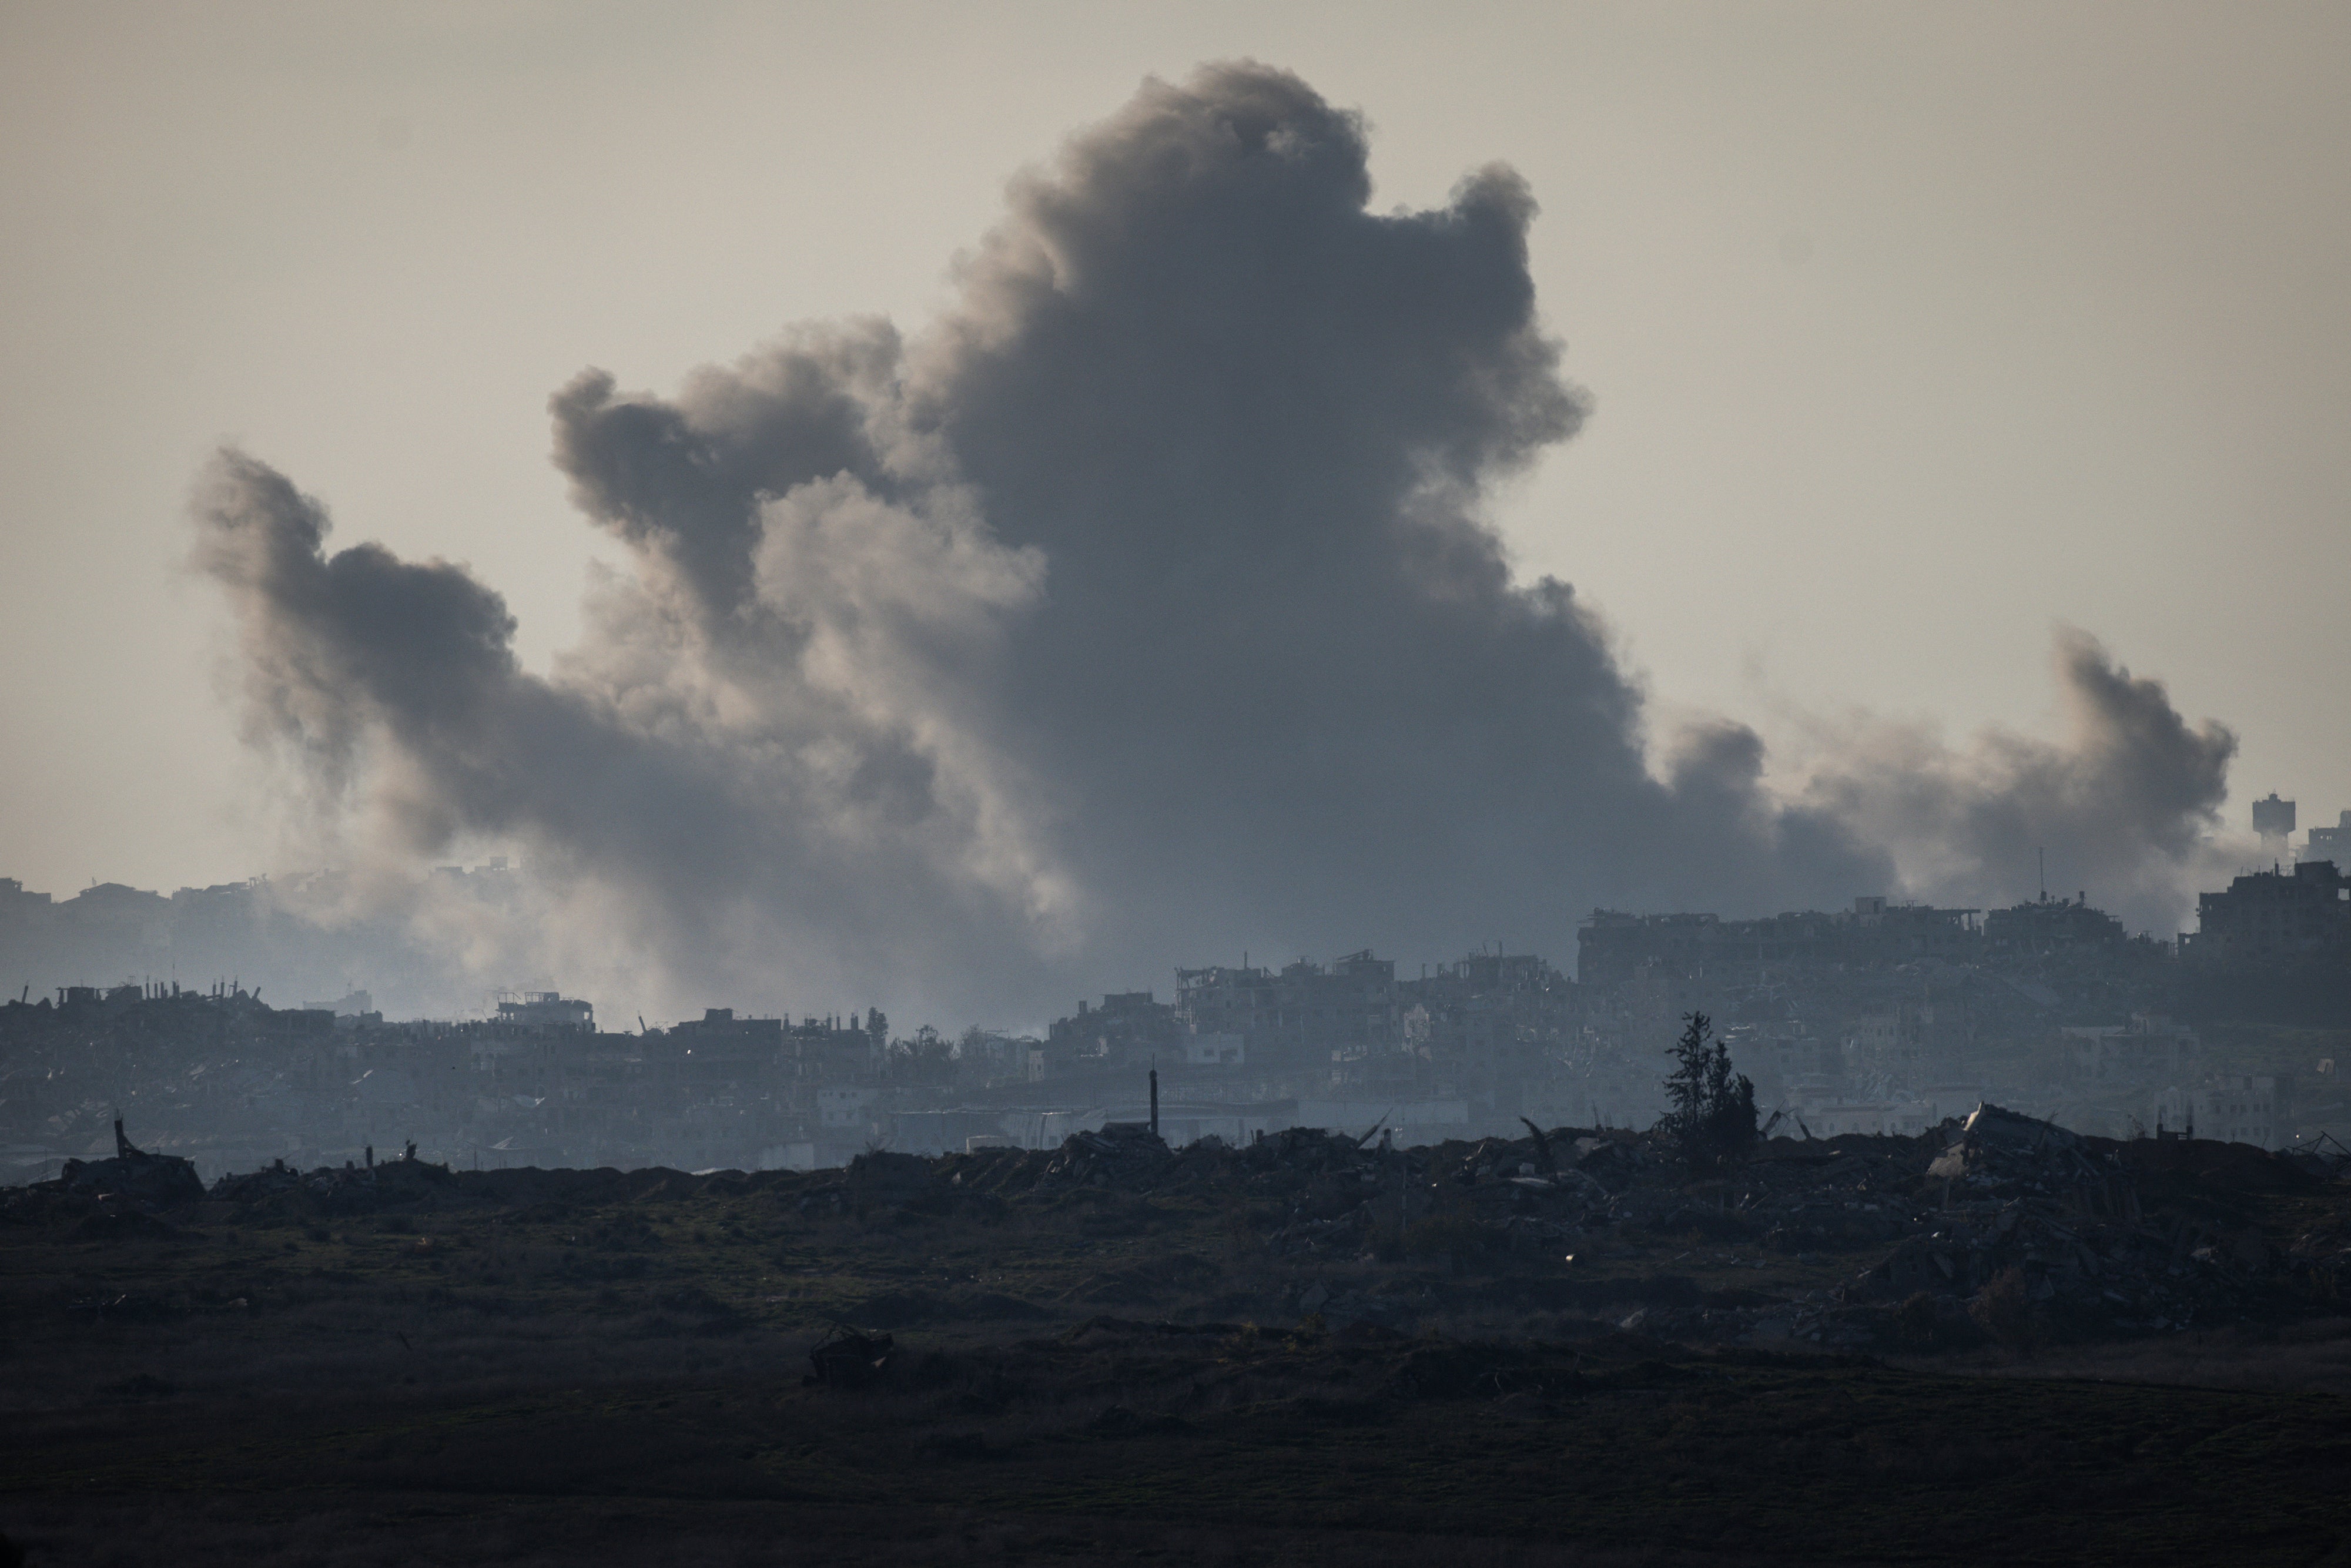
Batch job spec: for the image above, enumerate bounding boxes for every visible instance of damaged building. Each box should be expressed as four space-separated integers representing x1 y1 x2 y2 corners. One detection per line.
6 836 2349 1178
2183 860 2351 968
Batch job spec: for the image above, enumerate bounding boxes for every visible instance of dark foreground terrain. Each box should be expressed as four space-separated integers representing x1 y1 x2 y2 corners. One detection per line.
6 1115 2350 1566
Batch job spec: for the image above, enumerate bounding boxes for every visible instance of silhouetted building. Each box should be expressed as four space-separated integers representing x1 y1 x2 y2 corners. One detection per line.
495 991 593 1031
1983 894 2126 955
1046 990 1181 1067
2183 861 2351 967
1577 899 1980 990
2253 792 2296 857
2304 809 2351 871
2061 1013 2200 1085
1174 951 1397 1063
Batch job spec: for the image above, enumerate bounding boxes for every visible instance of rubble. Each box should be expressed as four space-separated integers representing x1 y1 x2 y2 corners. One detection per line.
922 1104 2345 1351
12 1090 2337 1359
206 1148 464 1214
1924 1102 2088 1185
53 1118 203 1208
1041 1122 1171 1184
1826 1107 2322 1347
806 1325 895 1388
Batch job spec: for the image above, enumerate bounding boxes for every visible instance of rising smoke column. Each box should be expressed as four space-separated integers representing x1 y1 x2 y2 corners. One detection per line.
1795 629 2239 932
194 63 2233 1018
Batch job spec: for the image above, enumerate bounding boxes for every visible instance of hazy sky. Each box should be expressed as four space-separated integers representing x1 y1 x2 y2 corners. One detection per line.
5 1 2346 903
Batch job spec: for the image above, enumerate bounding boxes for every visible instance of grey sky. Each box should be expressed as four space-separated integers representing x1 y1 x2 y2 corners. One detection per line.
4 1 2345 909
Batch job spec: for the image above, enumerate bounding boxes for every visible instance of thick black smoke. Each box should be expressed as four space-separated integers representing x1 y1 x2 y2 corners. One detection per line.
193 64 2235 1020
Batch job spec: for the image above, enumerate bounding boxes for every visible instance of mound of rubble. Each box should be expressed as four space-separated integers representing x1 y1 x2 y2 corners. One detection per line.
21 1101 2337 1355
198 1151 789 1217
205 1144 470 1215
911 1105 2345 1351
52 1118 202 1207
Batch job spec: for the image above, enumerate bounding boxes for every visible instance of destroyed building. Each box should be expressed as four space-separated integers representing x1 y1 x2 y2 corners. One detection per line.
1174 951 1402 1066
1982 893 2127 954
494 991 593 1030
1390 951 1582 1120
1044 991 1181 1069
2183 860 2351 967
2152 1074 2286 1147
1577 899 1983 993
2059 1013 2201 1087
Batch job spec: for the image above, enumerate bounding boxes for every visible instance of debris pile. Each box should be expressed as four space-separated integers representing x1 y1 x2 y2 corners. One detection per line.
1040 1123 1172 1185
806 1325 895 1387
15 1097 2337 1355
2287 1209 2351 1300
796 1148 992 1219
207 1149 461 1214
937 1105 2339 1349
53 1118 203 1208
1820 1104 2318 1346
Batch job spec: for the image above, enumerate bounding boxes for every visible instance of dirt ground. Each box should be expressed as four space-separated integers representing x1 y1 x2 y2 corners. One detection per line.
6 1130 2349 1565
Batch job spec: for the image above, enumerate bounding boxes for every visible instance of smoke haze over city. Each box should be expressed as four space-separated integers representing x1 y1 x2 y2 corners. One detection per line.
13 22 2351 1567
169 64 2246 1025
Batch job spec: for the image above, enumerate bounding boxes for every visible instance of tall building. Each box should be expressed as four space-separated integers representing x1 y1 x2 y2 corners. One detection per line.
2182 860 2351 967
2253 792 2297 859
2303 809 2351 872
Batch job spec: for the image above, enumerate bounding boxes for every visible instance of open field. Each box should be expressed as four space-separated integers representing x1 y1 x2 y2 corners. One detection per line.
6 1127 2350 1565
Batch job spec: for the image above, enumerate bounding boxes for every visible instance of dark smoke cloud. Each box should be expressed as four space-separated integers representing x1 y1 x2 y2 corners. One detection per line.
192 63 2236 1019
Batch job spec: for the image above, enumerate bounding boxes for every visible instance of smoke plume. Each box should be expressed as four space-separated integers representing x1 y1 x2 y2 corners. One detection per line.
1796 630 2238 930
192 63 2236 1020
